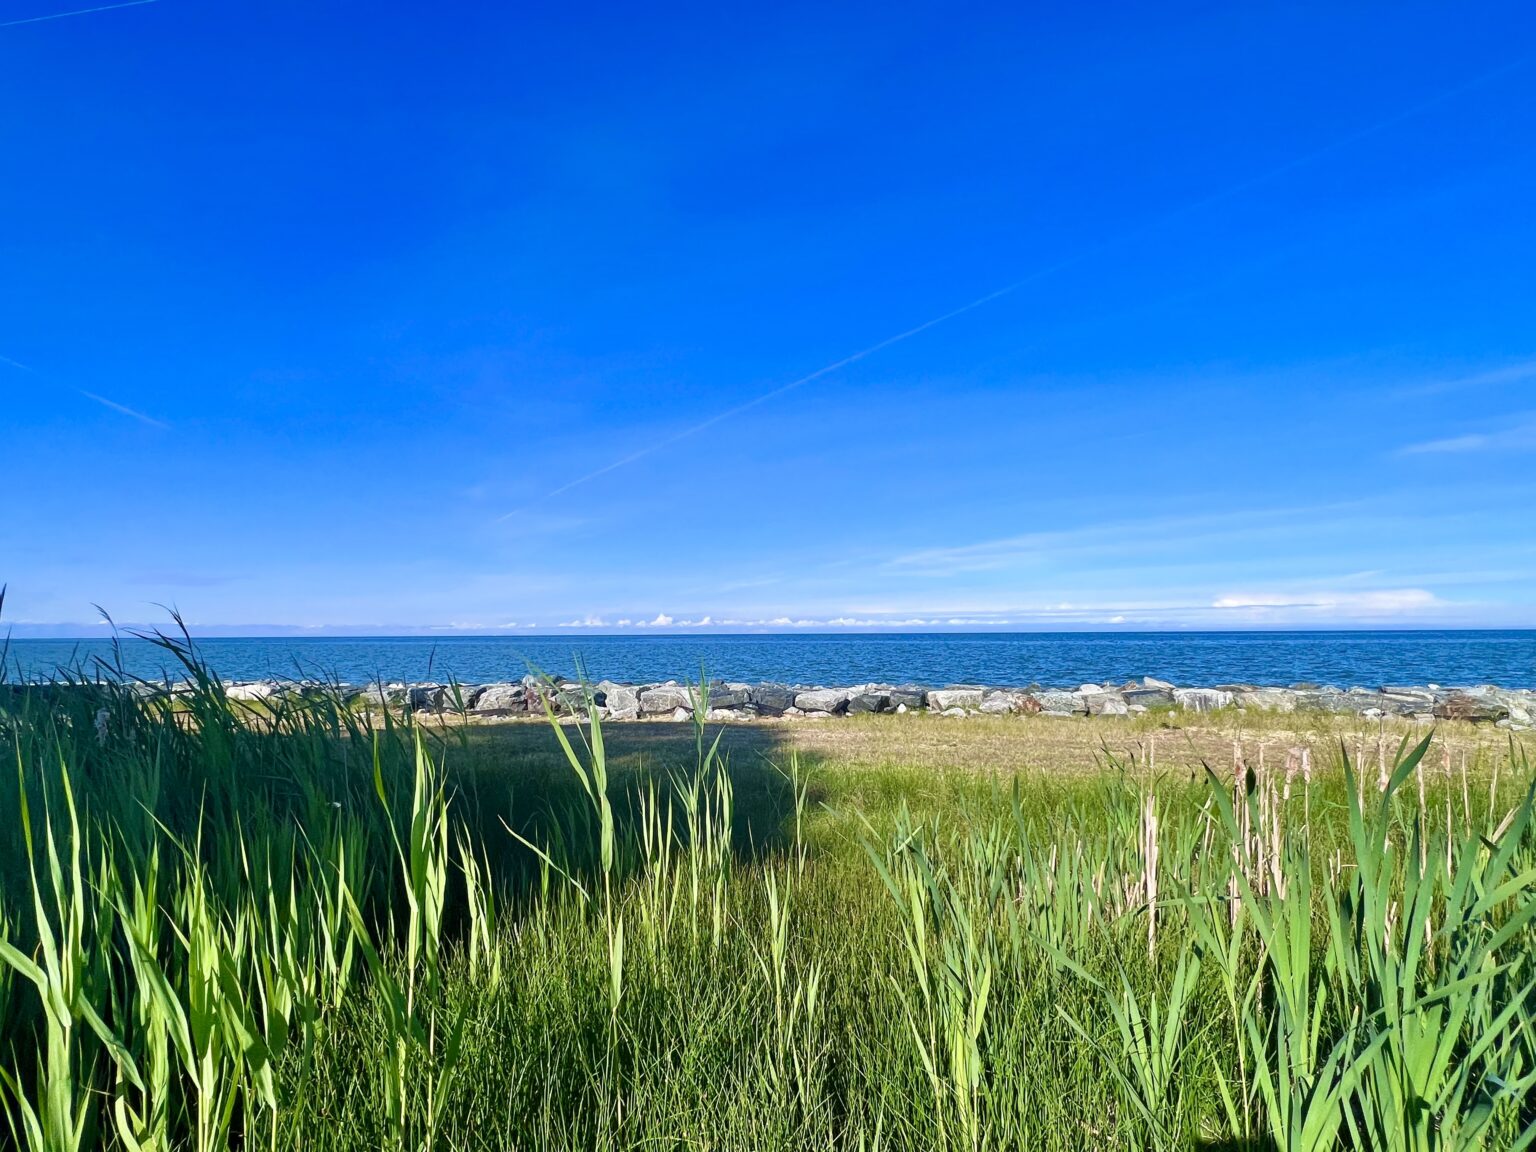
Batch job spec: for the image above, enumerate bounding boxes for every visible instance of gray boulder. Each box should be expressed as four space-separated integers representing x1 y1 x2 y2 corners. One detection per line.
409 684 446 711
1033 689 1082 714
707 684 751 710
1082 691 1129 716
471 683 527 713
1434 694 1509 723
226 681 280 702
597 682 640 719
1236 688 1297 713
888 687 928 711
1173 688 1234 713
1381 686 1438 705
639 684 695 715
1321 690 1385 715
795 688 850 714
1123 687 1174 708
847 685 893 713
928 687 984 711
979 691 1019 714
749 683 795 715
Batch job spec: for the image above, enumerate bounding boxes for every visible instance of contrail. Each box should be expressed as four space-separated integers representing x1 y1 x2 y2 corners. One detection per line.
2 354 169 428
1 0 158 28
78 390 170 429
525 283 1021 509
505 53 1527 517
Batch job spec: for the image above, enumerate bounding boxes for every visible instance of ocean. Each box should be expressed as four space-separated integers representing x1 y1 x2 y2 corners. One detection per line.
4 631 1535 688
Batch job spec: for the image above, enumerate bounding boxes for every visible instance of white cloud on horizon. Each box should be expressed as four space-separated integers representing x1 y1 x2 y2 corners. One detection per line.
519 587 1460 630
1211 588 1440 614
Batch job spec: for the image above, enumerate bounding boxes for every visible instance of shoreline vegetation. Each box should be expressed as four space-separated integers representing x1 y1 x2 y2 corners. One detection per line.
0 634 1534 1148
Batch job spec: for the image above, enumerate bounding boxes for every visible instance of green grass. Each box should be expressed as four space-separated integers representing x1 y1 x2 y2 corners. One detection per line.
1 633 1534 1150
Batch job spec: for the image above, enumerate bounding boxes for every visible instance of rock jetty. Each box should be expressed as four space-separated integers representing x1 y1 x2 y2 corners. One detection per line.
221 676 1536 730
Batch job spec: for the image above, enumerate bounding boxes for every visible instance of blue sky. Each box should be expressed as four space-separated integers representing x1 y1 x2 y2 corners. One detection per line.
3 1 1535 634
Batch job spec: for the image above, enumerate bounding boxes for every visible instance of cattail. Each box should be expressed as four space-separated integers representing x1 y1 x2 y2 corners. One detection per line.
1489 752 1501 834
1461 750 1471 825
1418 742 1428 871
1377 720 1389 791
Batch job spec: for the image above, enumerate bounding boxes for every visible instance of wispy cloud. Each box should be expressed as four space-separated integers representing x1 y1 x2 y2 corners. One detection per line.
501 57 1525 519
888 504 1356 576
1400 358 1536 397
1399 418 1536 456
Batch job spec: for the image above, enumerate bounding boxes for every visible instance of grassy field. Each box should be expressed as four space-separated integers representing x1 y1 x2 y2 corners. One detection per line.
1 647 1534 1150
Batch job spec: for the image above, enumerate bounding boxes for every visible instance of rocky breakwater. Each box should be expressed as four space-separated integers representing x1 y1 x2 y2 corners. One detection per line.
220 675 1536 731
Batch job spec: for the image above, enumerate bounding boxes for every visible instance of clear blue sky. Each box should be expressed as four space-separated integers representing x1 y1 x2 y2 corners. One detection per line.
4 1 1535 634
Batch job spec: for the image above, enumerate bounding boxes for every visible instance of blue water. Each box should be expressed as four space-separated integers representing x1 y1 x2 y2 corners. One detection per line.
4 632 1535 688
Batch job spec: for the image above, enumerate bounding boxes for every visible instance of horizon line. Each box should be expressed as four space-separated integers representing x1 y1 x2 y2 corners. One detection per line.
7 624 1534 639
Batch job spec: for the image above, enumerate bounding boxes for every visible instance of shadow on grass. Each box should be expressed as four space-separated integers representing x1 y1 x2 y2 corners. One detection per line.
444 719 823 875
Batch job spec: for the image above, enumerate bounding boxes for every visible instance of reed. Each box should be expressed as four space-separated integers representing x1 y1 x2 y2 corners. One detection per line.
0 633 1532 1149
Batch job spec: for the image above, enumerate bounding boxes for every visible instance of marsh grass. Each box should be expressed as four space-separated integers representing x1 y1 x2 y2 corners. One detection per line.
0 632 1533 1149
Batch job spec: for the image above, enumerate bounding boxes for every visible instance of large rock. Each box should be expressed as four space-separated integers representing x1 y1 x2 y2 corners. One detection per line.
847 686 893 714
1081 691 1129 716
1173 688 1234 713
1380 686 1438 705
927 687 984 711
409 684 446 711
794 687 850 714
226 681 280 702
749 683 795 715
1032 689 1081 714
707 683 751 710
1434 694 1509 723
353 682 407 709
471 683 527 713
1123 687 1174 708
1235 688 1297 713
888 687 928 711
597 681 639 719
1321 689 1385 715
547 686 594 714
980 690 1021 714
639 684 695 715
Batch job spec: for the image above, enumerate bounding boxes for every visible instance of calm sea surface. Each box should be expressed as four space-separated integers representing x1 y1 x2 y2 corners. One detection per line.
5 632 1535 688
